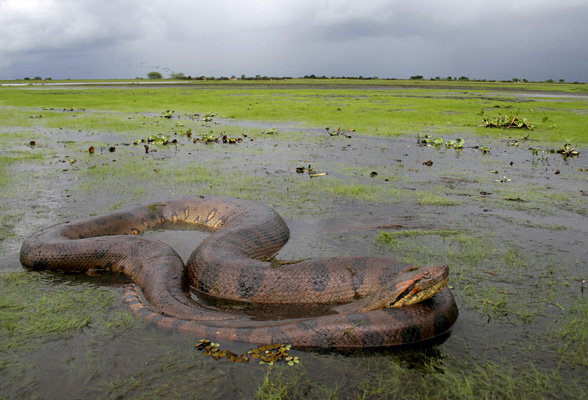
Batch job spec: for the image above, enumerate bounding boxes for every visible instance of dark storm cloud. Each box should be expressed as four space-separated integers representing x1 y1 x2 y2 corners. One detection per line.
0 0 587 81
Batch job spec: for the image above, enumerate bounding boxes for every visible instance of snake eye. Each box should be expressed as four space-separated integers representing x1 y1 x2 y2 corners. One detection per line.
422 271 431 279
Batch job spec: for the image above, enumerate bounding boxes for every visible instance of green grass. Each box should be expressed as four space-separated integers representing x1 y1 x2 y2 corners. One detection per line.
374 231 568 323
552 295 588 367
354 355 582 400
417 191 461 206
0 271 136 350
2 80 587 143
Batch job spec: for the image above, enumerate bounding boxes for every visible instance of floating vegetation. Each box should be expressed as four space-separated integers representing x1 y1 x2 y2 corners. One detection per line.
556 141 580 159
133 134 171 145
478 109 547 130
530 141 580 160
296 164 315 174
419 134 444 147
326 127 354 137
202 112 215 122
160 109 175 119
193 131 243 144
176 128 193 137
195 339 300 366
445 138 464 149
418 134 465 150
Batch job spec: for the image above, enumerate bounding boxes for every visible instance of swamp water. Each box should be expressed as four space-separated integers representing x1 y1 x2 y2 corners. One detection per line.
0 100 587 399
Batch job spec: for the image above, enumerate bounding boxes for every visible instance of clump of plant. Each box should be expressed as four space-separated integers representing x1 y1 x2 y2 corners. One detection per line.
177 128 193 137
195 339 299 366
325 127 354 137
193 131 242 144
196 131 220 143
419 134 464 150
445 138 464 149
133 134 171 145
478 109 547 130
221 135 242 144
202 112 215 122
419 134 444 147
295 164 327 177
531 141 580 160
556 141 580 159
161 109 175 119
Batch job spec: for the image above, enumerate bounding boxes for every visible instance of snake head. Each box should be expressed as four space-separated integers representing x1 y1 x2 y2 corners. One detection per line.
389 264 449 307
333 265 449 314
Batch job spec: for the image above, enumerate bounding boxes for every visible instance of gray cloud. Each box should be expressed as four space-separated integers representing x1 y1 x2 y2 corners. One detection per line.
1 0 586 81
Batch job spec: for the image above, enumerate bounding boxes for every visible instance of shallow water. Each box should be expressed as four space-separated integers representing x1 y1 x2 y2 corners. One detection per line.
1 90 587 398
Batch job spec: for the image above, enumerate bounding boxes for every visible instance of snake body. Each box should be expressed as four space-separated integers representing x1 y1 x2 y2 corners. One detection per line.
20 195 458 348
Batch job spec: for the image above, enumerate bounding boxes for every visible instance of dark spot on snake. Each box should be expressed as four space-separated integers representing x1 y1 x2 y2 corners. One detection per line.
309 261 330 293
400 324 421 344
197 255 222 294
94 216 108 226
348 258 367 293
32 259 48 270
237 265 265 299
93 250 109 260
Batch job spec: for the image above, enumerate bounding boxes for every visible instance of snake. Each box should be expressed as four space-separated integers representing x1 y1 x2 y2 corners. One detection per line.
20 195 458 348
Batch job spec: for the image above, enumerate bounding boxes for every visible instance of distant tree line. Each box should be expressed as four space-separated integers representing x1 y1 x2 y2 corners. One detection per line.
133 71 581 84
11 72 579 84
22 76 52 81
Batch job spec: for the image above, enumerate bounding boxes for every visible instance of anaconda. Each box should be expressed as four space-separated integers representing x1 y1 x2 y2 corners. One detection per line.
20 195 458 348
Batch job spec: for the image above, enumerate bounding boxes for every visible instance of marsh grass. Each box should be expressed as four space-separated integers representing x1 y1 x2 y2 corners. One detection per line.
354 355 581 400
489 184 585 215
245 351 586 400
0 271 136 350
374 231 566 323
417 191 461 206
552 295 588 367
2 80 587 143
376 229 458 247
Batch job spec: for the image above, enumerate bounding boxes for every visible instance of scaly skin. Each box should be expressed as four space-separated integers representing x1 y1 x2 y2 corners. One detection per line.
20 195 458 348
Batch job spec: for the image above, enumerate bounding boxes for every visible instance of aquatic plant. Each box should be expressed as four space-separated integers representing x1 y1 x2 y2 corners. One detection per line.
445 138 464 149
161 109 175 119
478 109 547 130
556 141 580 159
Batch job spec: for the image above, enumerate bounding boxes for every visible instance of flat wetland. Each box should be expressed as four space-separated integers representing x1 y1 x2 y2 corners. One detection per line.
0 79 587 399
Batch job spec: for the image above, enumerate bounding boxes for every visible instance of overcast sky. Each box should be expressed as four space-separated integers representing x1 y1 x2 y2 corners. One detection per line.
1 0 587 81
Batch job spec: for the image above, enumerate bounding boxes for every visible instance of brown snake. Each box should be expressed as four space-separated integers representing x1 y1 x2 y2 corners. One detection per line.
20 195 457 348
